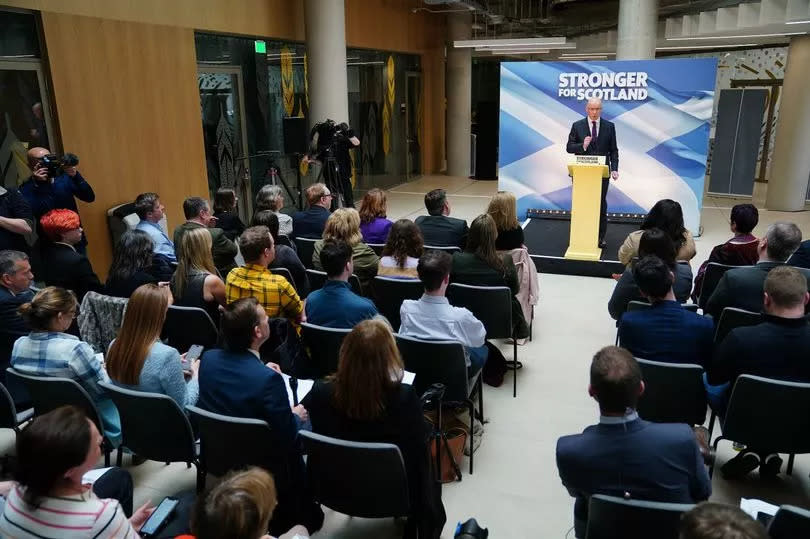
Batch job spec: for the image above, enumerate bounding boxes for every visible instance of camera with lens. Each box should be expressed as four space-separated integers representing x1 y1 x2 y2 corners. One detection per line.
38 152 79 178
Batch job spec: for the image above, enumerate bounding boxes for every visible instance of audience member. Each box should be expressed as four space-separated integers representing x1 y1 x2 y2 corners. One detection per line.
679 502 768 539
302 318 445 536
38 209 103 301
105 229 160 298
198 297 322 534
312 208 379 293
22 147 95 253
487 191 524 251
291 183 331 240
213 187 246 241
358 188 393 244
618 199 696 266
415 188 468 248
379 219 423 279
706 266 810 478
400 250 488 375
134 192 176 264
171 227 226 323
705 222 810 318
305 240 377 328
11 287 121 444
0 406 153 538
190 467 309 539
256 184 293 237
107 284 199 408
692 204 759 301
788 237 810 269
618 256 714 366
0 183 32 253
252 210 309 297
608 228 694 320
556 346 710 538
173 196 237 277
0 250 34 338
227 226 303 324
452 214 529 339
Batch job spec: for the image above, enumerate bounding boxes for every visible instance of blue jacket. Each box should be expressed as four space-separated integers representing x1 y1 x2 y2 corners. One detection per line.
618 300 714 366
304 280 377 328
291 206 330 240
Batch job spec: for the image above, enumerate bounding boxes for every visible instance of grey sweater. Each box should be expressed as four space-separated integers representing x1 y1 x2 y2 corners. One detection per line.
112 341 199 408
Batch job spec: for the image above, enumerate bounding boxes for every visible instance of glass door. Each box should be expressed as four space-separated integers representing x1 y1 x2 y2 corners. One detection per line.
405 72 422 180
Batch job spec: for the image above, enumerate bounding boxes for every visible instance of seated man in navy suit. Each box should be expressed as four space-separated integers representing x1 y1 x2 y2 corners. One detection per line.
556 346 711 538
198 297 323 535
618 255 714 366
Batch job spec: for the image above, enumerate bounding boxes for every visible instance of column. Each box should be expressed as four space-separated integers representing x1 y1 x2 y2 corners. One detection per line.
446 12 472 178
304 0 349 127
616 0 658 60
766 36 810 211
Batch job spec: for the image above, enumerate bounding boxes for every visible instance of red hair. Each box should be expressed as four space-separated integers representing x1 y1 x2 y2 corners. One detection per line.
40 209 81 241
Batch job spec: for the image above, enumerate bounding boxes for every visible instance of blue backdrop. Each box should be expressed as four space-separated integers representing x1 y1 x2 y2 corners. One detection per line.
498 58 718 233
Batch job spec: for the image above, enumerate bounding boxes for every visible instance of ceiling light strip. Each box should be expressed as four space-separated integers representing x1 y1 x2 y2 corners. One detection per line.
667 31 806 41
454 37 566 48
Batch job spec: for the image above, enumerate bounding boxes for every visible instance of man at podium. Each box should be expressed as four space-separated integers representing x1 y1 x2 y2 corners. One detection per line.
566 97 619 248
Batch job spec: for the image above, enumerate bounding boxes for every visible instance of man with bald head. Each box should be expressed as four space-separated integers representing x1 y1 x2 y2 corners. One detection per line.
566 97 619 248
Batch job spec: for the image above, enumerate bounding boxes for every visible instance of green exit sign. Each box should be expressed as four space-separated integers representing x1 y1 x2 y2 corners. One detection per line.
254 40 266 54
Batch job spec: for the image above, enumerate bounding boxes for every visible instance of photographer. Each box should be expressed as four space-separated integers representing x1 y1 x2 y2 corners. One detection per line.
22 147 95 254
306 119 359 208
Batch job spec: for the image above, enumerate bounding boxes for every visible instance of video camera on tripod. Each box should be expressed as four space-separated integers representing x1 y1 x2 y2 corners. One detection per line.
310 119 356 208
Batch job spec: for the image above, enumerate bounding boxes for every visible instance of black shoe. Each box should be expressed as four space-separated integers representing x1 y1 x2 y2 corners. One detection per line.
760 454 783 478
721 451 760 479
598 240 607 248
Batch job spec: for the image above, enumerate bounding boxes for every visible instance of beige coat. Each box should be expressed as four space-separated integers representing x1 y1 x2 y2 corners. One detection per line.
618 229 696 266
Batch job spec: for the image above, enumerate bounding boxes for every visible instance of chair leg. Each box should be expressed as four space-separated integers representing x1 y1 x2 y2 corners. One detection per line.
513 339 518 398
477 377 484 421
787 454 795 476
467 400 475 475
116 448 123 467
196 465 206 493
709 436 725 478
529 307 534 342
104 448 111 467
707 411 716 441
434 403 443 482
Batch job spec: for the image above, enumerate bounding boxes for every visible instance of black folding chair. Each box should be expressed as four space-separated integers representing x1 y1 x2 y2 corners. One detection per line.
373 276 423 331
0 381 33 434
305 269 362 296
163 305 219 354
709 375 810 477
769 504 810 539
300 322 351 378
367 243 385 256
585 494 694 539
277 234 295 250
714 307 761 344
294 237 319 269
697 263 738 309
424 245 461 254
270 267 297 292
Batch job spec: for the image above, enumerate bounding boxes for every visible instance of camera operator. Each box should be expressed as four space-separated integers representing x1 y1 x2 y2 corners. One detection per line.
22 147 95 254
306 120 360 208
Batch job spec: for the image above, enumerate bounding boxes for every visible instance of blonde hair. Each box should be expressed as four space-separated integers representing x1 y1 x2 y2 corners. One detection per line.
323 208 363 247
487 191 519 231
18 287 77 331
174 228 217 297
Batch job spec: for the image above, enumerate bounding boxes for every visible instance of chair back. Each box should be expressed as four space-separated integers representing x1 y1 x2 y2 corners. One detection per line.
586 494 694 539
270 267 296 292
714 307 761 344
367 243 385 256
395 334 469 401
300 323 351 378
722 375 810 454
447 283 512 339
697 263 738 308
294 237 319 269
186 406 278 477
99 382 196 464
636 358 707 425
299 430 409 518
373 277 424 331
768 504 810 539
277 234 294 249
627 300 698 313
0 382 20 430
306 269 362 296
163 305 219 353
424 245 461 254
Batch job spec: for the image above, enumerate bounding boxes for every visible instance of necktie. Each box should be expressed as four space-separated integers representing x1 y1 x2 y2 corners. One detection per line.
591 121 597 142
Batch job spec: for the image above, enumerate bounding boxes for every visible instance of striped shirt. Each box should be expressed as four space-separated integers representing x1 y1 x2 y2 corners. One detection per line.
0 485 137 538
225 263 302 321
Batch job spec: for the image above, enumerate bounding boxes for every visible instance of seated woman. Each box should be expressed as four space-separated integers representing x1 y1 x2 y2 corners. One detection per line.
451 214 530 339
692 203 759 301
255 184 293 237
487 191 524 251
11 286 121 445
107 283 199 408
608 228 694 321
0 406 153 538
214 187 246 241
301 319 444 537
618 199 696 266
378 219 423 279
312 208 379 294
252 210 310 297
170 227 226 323
105 230 159 298
358 188 393 244
39 209 103 302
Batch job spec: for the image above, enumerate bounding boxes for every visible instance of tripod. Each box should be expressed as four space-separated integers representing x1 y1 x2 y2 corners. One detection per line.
251 151 304 211
314 146 346 210
421 383 462 482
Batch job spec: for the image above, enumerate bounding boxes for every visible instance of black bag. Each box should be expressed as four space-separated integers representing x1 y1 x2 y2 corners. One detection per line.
481 341 507 387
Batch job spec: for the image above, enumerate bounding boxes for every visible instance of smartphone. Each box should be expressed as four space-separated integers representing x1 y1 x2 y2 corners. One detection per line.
139 496 179 537
185 344 204 361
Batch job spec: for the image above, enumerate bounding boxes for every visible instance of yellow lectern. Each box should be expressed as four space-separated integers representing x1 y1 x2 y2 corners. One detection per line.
565 161 609 261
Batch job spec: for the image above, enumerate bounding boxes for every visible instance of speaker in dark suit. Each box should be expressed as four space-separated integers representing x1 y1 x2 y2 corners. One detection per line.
566 98 619 246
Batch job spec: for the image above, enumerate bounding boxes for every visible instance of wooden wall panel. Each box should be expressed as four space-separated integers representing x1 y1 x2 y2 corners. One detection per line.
40 13 208 279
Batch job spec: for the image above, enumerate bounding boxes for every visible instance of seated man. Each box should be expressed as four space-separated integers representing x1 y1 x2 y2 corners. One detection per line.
291 183 332 240
173 196 237 277
0 250 35 402
414 189 468 248
618 255 714 366
0 183 32 254
556 346 710 538
197 297 322 534
705 266 810 479
399 250 487 376
706 222 810 318
134 192 176 264
305 240 377 328
226 226 304 325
